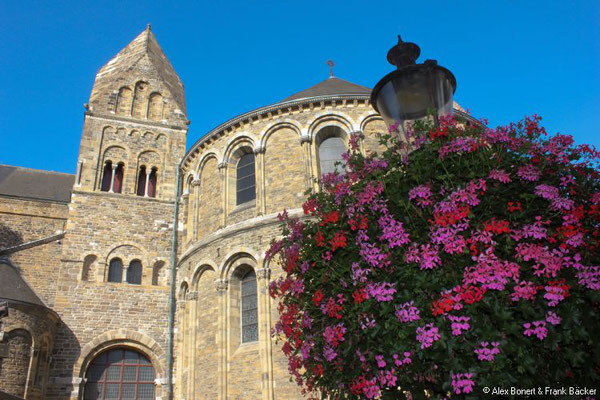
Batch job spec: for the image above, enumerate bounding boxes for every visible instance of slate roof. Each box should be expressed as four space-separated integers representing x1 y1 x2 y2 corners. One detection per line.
0 165 74 203
283 77 371 102
0 260 45 307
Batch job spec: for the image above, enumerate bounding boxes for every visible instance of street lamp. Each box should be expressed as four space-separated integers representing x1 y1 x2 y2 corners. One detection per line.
371 35 456 130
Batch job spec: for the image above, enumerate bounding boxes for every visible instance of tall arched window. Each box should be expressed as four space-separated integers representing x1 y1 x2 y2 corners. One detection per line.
131 81 149 119
236 153 255 205
241 269 258 343
100 161 113 192
136 166 147 196
107 258 123 283
147 92 163 121
83 348 155 400
147 168 157 198
113 163 124 193
115 87 133 116
318 136 346 175
127 260 142 285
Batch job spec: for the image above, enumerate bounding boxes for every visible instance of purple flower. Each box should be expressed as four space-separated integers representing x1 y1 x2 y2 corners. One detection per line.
474 341 500 361
534 184 560 200
489 169 511 183
448 315 470 336
323 345 337 362
366 282 396 302
546 311 562 326
375 354 386 368
416 323 440 349
517 164 540 182
452 373 474 394
395 301 421 323
523 320 547 340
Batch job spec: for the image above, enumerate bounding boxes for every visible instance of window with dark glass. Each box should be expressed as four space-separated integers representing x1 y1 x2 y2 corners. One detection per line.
113 163 124 193
136 166 147 196
236 153 255 205
83 348 155 400
241 269 258 343
319 136 346 175
147 168 157 198
108 258 123 283
101 161 113 192
127 260 142 285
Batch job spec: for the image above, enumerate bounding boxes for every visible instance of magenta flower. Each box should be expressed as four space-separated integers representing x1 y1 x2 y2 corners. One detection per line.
448 315 470 336
416 323 441 349
474 341 500 361
523 320 548 340
395 301 421 323
534 184 560 200
546 311 562 326
451 372 474 394
517 164 540 181
489 169 511 183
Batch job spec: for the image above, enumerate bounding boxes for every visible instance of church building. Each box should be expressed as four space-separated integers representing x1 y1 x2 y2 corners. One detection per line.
0 26 464 399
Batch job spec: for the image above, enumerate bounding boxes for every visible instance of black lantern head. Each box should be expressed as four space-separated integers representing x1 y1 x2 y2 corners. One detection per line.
371 35 457 129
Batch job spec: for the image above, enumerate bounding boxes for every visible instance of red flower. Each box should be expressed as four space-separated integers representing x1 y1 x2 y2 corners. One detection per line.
315 231 325 247
484 218 510 234
320 210 340 226
330 232 347 252
352 288 367 304
507 201 522 213
312 290 324 306
432 205 470 227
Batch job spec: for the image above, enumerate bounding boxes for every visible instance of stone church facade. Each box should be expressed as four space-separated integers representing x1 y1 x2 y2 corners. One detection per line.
0 27 464 399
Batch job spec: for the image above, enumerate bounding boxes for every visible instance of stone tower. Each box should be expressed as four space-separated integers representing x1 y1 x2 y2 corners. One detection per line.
48 26 188 399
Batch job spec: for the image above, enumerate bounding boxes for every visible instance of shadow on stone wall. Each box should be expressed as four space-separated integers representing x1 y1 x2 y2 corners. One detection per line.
0 223 23 249
48 321 81 399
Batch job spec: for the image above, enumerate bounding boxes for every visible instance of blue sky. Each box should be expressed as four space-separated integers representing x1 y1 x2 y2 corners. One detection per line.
1 1 598 174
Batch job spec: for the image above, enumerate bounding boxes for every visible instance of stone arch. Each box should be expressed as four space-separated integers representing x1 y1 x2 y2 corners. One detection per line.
196 152 220 175
222 135 255 165
152 260 166 286
102 145 128 164
102 125 115 138
307 113 354 142
115 86 133 116
74 329 166 381
0 328 33 398
179 281 189 300
142 131 154 140
258 120 302 149
360 114 388 155
147 92 164 120
81 254 98 282
195 154 221 241
105 244 147 281
191 262 217 290
221 250 258 280
263 124 306 213
131 80 150 119
137 149 161 167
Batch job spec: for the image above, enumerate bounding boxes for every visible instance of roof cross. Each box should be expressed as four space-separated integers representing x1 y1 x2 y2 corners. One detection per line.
326 60 335 78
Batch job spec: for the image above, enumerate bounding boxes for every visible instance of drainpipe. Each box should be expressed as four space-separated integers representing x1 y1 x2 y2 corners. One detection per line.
166 166 181 400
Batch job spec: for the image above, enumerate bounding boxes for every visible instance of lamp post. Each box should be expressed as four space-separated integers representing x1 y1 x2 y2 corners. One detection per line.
371 35 456 131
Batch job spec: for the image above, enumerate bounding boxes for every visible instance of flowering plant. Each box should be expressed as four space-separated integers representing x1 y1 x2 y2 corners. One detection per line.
267 115 600 398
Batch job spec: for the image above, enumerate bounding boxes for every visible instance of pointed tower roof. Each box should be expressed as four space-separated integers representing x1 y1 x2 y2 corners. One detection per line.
283 77 371 102
94 25 186 114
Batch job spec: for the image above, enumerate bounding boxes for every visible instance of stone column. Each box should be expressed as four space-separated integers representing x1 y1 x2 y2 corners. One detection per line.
218 162 228 228
256 266 274 400
254 146 266 216
186 290 198 398
190 178 201 241
300 134 315 192
109 165 117 193
215 278 229 400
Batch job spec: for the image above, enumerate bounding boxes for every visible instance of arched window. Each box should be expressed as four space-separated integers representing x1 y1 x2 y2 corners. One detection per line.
131 81 149 119
112 163 124 193
136 166 147 196
100 161 113 192
241 269 258 343
185 174 194 195
83 348 155 400
318 135 346 175
147 168 157 198
107 258 123 283
147 92 163 121
127 260 142 285
115 87 133 116
236 153 255 205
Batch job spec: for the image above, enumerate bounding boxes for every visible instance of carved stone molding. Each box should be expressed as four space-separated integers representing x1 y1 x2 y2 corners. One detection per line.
217 162 228 170
256 268 271 281
185 291 198 301
253 146 266 155
299 134 311 144
214 279 229 292
190 179 201 187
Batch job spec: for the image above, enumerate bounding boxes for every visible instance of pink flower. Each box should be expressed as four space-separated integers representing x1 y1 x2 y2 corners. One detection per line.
375 354 386 368
416 323 440 349
392 352 412 366
489 169 511 183
517 164 540 181
451 372 474 394
474 341 500 361
534 184 560 200
409 184 434 207
448 315 470 336
523 320 547 340
395 301 421 323
546 311 562 325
